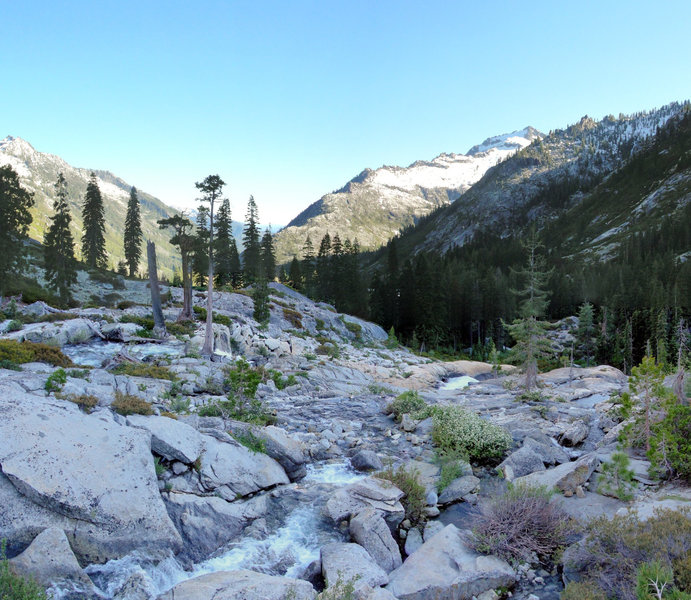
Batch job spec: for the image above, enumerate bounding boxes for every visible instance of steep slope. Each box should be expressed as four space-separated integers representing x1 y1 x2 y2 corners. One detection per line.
273 127 541 263
0 136 180 277
393 102 689 258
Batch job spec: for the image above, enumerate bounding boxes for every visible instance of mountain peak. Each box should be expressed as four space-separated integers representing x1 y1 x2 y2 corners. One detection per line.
466 127 542 156
0 135 36 156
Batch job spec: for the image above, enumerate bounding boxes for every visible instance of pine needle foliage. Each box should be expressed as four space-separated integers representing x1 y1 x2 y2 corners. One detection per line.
124 186 143 277
81 172 107 268
43 172 77 301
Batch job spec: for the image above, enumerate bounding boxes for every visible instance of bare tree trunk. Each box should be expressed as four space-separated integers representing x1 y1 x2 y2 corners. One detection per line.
147 241 167 339
179 251 193 321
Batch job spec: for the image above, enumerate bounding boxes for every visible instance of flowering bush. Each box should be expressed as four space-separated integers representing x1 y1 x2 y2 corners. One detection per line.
431 405 512 462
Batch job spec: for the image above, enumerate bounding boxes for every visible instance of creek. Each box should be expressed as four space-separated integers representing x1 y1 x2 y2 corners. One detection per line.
69 462 364 599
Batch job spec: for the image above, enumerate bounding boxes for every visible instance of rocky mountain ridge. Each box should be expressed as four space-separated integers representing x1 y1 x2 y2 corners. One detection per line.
273 127 541 263
390 101 690 258
0 136 181 277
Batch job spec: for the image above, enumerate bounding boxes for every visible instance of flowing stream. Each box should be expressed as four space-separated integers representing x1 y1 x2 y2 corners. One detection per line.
439 375 478 391
78 462 364 599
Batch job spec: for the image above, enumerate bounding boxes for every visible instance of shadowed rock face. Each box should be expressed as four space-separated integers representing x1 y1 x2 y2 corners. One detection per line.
0 389 181 563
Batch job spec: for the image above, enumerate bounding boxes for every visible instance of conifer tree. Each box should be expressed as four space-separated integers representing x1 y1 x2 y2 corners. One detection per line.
229 239 242 288
316 232 332 302
260 228 276 281
192 206 210 286
0 165 34 300
214 197 234 287
576 302 596 366
81 172 107 269
123 186 143 277
195 174 226 356
288 256 302 290
158 213 195 320
253 265 270 327
504 235 553 390
301 236 316 296
242 195 261 284
43 172 77 302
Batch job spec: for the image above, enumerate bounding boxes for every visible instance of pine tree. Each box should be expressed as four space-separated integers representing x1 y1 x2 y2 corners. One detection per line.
288 256 302 290
576 302 596 366
81 172 107 269
260 228 276 281
504 235 553 390
253 265 270 327
214 198 234 287
229 239 242 288
316 232 332 302
0 165 34 299
242 195 261 284
195 174 226 356
301 236 316 296
43 172 77 302
123 186 143 277
158 213 195 320
192 206 210 286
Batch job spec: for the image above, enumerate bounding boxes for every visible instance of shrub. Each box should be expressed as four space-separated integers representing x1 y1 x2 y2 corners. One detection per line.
224 358 263 398
0 540 47 600
268 369 297 390
316 342 340 359
598 450 636 501
432 405 512 462
343 319 362 338
384 326 399 349
45 368 67 393
117 300 136 310
65 394 99 413
66 368 89 379
0 339 73 367
560 581 607 600
169 396 191 414
635 560 689 599
154 457 166 477
470 483 577 565
386 390 429 422
232 430 266 454
567 508 691 600
193 305 231 327
111 392 153 416
111 362 177 381
0 360 21 371
282 307 303 329
377 464 427 526
6 320 22 332
648 400 691 482
167 321 196 337
119 314 155 330
436 450 468 492
198 396 276 426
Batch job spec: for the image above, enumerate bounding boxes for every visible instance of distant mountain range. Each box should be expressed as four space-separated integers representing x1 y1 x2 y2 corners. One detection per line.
273 127 542 263
378 101 690 262
0 136 182 277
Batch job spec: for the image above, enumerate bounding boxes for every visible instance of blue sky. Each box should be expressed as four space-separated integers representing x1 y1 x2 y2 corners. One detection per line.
2 1 690 224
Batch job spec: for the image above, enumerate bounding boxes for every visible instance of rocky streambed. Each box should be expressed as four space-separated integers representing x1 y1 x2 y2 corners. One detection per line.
1 282 690 600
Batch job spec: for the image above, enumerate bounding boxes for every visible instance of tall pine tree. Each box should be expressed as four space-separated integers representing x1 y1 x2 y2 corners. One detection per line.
242 195 261 284
504 235 553 390
192 206 210 286
260 227 276 281
301 236 316 296
195 174 226 356
81 172 107 269
158 213 195 320
0 165 34 299
124 186 143 277
214 197 234 287
44 173 77 302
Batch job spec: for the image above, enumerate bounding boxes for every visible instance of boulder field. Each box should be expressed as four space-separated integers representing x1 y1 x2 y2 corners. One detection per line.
1 282 688 600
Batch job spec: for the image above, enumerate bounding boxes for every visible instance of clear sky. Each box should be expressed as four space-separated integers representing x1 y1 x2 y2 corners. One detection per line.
2 1 690 224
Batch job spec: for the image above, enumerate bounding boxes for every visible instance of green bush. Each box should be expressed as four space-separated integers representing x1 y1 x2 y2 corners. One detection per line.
225 358 263 398
386 390 429 422
377 464 427 526
119 314 155 330
268 369 297 390
432 405 512 462
0 360 21 371
315 342 340 359
635 560 691 599
436 450 468 492
648 400 691 482
567 508 691 600
193 305 231 327
111 362 177 381
0 339 73 367
560 581 607 600
0 540 47 600
198 396 276 426
598 450 636 501
471 483 576 565
117 300 136 310
45 368 67 392
6 320 22 332
167 320 196 337
232 430 266 454
111 392 153 416
169 396 191 414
